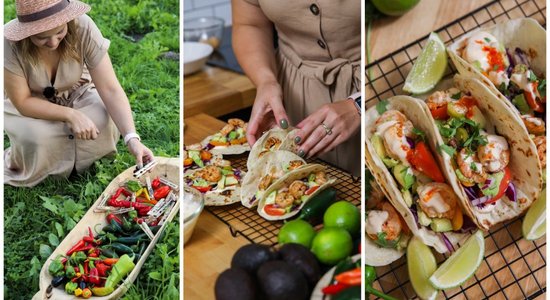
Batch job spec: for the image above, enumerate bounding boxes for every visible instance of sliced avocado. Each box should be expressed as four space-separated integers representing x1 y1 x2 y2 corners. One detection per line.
221 168 234 176
308 173 316 182
228 131 237 140
455 169 475 186
382 157 399 168
236 128 245 139
418 210 432 227
478 171 504 197
188 150 203 167
217 175 226 189
512 94 531 114
192 178 209 187
402 189 413 207
371 134 387 158
393 164 415 190
447 101 467 118
430 218 453 232
225 175 239 186
211 134 227 143
265 191 277 205
468 106 487 129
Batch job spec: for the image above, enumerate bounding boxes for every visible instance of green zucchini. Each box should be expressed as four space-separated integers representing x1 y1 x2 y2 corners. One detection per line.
298 187 336 225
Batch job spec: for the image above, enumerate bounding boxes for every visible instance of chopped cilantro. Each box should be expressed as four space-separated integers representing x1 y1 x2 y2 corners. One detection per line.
376 100 389 115
451 92 462 100
538 79 546 98
484 37 491 43
439 144 456 157
493 64 500 71
470 162 478 172
412 127 426 141
528 71 539 82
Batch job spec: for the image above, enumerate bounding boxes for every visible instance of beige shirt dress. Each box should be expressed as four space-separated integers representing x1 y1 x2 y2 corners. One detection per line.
244 0 362 176
4 15 119 187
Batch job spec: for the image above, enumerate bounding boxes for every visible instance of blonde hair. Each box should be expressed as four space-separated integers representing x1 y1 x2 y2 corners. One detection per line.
16 20 81 66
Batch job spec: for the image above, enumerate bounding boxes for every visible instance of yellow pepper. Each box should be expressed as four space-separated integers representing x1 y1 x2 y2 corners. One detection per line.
74 288 83 297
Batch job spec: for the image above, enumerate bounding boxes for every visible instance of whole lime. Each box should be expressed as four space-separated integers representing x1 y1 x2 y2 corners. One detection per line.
323 201 361 237
277 219 316 248
311 227 352 265
370 0 421 16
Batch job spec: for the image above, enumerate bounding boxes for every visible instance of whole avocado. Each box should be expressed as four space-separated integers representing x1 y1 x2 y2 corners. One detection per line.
256 260 309 300
214 268 256 300
231 244 277 274
278 243 321 288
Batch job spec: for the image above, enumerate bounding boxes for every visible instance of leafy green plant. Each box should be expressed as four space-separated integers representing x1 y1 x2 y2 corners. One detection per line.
3 0 179 299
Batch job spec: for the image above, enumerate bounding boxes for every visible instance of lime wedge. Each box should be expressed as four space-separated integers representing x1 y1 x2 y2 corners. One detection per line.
429 230 484 289
523 188 546 240
407 236 438 300
403 32 447 94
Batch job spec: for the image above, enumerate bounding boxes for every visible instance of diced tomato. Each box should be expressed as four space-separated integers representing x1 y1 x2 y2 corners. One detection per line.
408 141 445 183
304 185 320 196
183 158 193 166
193 185 212 193
264 204 286 216
524 84 544 113
485 167 512 205
200 150 212 161
430 104 449 120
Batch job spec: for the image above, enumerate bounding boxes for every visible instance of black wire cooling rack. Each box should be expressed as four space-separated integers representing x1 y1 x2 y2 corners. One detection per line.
366 0 546 299
205 153 361 246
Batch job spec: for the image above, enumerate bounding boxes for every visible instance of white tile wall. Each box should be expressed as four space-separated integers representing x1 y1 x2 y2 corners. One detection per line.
184 0 232 25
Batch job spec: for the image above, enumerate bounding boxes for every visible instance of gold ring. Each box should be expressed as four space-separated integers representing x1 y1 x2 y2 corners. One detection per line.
321 122 332 135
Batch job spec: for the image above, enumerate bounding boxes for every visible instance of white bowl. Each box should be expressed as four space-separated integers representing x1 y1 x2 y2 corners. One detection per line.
184 42 214 75
183 187 204 246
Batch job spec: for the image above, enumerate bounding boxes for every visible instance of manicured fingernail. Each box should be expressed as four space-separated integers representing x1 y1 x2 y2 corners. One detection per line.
280 119 288 129
298 149 305 157
294 136 301 144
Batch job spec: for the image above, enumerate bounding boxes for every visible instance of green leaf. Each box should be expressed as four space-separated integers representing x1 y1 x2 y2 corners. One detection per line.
451 92 462 100
39 244 52 259
484 37 491 43
528 71 538 82
149 271 162 281
376 100 389 115
48 233 60 247
41 196 59 215
439 144 456 157
29 256 41 278
412 127 426 141
55 222 64 237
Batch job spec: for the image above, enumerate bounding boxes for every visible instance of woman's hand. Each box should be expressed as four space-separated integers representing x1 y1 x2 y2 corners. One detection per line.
126 139 155 168
294 99 360 158
66 109 100 140
246 81 290 145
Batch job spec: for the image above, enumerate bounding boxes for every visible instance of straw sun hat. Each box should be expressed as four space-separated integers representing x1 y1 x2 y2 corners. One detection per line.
4 0 90 41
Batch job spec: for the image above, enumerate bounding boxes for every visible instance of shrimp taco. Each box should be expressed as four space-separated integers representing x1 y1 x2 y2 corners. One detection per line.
365 168 411 266
447 18 546 153
424 75 542 230
201 118 251 155
184 159 246 206
241 150 306 208
246 127 290 170
183 143 222 171
257 164 336 221
365 97 472 253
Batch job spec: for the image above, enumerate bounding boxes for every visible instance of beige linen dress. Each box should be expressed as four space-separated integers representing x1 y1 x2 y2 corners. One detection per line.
244 0 362 176
4 15 119 187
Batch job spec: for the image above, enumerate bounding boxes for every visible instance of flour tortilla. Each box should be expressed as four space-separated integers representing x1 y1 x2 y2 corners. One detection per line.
241 150 306 208
247 127 290 170
257 164 336 221
184 167 246 206
365 96 471 253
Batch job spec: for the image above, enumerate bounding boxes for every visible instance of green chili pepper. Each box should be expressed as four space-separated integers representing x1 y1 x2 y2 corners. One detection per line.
65 262 76 278
65 282 78 294
126 180 142 192
365 264 398 300
48 256 65 277
104 254 136 289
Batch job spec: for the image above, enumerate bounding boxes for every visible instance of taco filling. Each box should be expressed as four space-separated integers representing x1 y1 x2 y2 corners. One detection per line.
426 89 520 209
206 118 248 148
185 162 243 195
370 110 466 235
183 145 215 170
367 200 410 250
252 160 305 205
458 31 546 138
261 170 328 217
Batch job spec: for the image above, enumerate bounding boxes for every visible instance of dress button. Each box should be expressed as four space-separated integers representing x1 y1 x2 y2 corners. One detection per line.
317 39 326 49
68 134 74 140
310 4 319 15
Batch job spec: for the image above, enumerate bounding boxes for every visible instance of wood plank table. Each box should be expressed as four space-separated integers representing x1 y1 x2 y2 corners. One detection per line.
183 66 256 118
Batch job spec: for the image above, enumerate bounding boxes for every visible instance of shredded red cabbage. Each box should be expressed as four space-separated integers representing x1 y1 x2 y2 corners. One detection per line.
233 169 241 179
406 137 415 148
481 178 493 190
514 47 530 66
464 186 477 201
410 206 419 226
249 195 256 205
460 215 477 233
471 195 490 206
205 143 215 150
441 233 455 253
505 182 517 202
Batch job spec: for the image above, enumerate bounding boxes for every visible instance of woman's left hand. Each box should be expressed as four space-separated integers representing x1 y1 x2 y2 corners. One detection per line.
127 139 155 168
294 99 360 158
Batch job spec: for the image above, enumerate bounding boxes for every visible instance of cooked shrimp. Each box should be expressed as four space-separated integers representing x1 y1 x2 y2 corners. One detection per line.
199 165 222 182
314 171 328 185
212 157 231 168
366 201 403 242
477 134 510 172
534 136 546 169
381 122 411 163
289 180 307 199
457 148 487 184
426 91 451 112
264 137 281 150
376 110 408 125
219 124 235 136
228 118 245 127
417 182 458 219
522 115 546 135
275 191 294 208
287 160 304 171
186 143 202 151
258 175 272 190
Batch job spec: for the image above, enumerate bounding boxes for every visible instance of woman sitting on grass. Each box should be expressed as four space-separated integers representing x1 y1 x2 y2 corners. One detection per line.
4 0 154 187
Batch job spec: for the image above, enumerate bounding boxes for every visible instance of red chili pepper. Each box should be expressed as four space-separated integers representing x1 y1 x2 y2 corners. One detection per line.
83 236 94 243
67 240 86 256
88 268 101 285
322 282 350 295
153 186 171 199
106 213 123 225
102 258 119 266
152 177 161 189
95 262 110 277
334 267 361 286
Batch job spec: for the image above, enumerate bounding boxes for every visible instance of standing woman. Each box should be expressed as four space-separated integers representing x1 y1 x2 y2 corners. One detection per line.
232 1 361 176
4 0 154 187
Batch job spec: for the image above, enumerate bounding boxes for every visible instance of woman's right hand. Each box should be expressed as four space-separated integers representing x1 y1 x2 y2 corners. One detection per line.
66 109 100 140
246 81 289 145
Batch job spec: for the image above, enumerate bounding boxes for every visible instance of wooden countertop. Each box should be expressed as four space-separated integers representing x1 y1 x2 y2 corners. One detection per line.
183 66 256 118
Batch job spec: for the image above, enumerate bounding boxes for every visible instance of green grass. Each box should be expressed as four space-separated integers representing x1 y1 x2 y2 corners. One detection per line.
4 1 180 299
